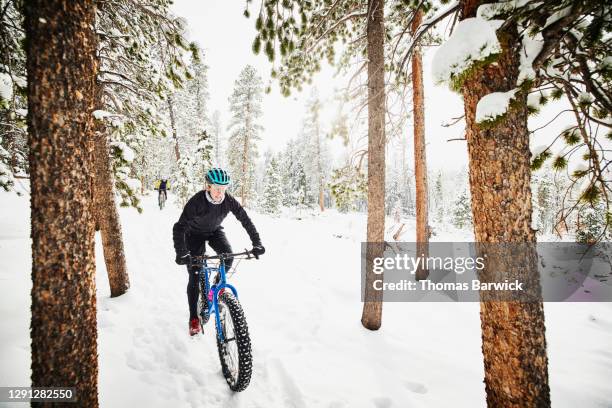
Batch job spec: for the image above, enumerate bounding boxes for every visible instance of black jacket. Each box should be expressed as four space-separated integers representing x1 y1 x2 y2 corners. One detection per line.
173 191 261 253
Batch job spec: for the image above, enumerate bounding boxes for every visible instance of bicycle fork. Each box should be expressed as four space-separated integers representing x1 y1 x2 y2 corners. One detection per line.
198 262 239 343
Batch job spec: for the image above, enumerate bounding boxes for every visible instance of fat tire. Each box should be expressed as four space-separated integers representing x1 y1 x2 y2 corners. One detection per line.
216 292 252 392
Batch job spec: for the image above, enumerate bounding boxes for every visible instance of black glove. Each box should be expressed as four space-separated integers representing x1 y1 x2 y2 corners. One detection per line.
251 245 265 259
175 250 191 265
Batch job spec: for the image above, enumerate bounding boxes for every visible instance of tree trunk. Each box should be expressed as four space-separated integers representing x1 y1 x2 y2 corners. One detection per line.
25 1 99 405
319 183 325 212
411 8 429 281
361 0 386 331
460 1 551 406
93 90 130 297
167 96 180 161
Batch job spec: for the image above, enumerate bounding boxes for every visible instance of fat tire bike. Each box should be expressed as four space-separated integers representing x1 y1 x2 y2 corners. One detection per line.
158 190 166 210
190 251 255 392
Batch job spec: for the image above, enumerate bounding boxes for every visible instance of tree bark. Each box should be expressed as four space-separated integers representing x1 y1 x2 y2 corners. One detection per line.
460 1 551 406
25 0 99 405
361 0 386 331
411 8 429 280
93 88 130 297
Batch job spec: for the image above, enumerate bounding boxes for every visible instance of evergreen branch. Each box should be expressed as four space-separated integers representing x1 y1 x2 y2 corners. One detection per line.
305 10 367 54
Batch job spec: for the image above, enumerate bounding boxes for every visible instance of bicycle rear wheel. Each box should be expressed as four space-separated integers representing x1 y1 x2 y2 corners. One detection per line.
216 291 252 391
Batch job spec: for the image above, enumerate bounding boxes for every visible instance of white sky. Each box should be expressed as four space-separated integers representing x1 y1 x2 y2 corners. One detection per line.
170 0 575 174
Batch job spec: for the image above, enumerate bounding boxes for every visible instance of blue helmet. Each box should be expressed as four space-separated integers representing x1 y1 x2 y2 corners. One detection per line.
205 168 230 185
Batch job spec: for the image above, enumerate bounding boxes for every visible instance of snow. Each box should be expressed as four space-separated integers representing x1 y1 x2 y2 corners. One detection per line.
602 56 612 70
532 144 549 157
572 162 588 175
432 17 502 86
578 92 594 105
1 188 611 407
518 32 544 84
420 1 459 27
475 89 516 124
0 72 13 101
125 178 141 192
0 160 14 186
527 92 543 111
93 110 114 120
476 0 537 20
544 5 573 28
111 141 135 163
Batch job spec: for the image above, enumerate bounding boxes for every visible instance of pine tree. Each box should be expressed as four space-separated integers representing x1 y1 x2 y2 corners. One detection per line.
409 4 430 281
227 65 263 208
532 171 555 235
576 202 609 244
95 0 197 209
172 156 199 207
194 129 214 182
244 0 387 329
173 55 210 156
0 0 27 192
260 157 283 215
302 90 330 211
452 189 472 230
279 138 302 207
433 171 445 224
386 165 402 216
210 110 223 165
329 165 367 213
432 1 552 403
26 1 99 403
295 162 310 209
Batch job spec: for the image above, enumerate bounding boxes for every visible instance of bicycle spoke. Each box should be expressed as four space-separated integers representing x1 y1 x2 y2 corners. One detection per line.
219 302 240 382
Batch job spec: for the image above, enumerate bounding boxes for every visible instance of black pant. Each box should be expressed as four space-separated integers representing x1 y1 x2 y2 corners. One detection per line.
158 189 167 200
186 229 233 320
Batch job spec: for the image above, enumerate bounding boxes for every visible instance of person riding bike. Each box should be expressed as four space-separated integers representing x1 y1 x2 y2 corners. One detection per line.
172 168 265 336
154 178 170 204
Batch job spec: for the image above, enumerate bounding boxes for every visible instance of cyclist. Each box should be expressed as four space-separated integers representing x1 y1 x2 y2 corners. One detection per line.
154 178 170 205
172 168 265 336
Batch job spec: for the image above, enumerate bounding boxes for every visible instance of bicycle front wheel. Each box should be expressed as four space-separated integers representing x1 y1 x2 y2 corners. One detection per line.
216 291 252 391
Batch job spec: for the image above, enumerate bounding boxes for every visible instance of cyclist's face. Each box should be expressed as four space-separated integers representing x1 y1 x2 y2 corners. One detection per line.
208 184 227 201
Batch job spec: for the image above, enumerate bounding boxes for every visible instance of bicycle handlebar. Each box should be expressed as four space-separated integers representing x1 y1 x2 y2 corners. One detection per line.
190 250 255 263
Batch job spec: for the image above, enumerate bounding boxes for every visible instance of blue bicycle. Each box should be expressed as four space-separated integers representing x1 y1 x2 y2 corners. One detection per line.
190 251 254 392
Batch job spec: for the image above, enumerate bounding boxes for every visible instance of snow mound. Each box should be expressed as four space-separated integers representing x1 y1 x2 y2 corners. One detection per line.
0 72 12 101
518 33 544 84
93 110 114 120
110 141 135 163
475 89 517 124
432 17 502 87
527 92 543 111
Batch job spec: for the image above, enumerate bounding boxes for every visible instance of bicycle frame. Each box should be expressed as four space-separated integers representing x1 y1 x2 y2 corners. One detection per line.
196 258 239 343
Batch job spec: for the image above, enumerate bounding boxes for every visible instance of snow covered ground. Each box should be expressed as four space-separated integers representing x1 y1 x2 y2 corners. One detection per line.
1 186 611 407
